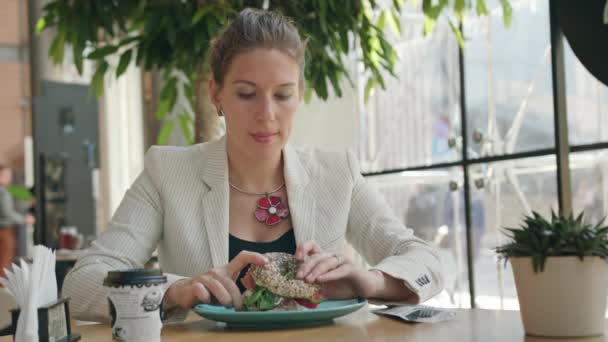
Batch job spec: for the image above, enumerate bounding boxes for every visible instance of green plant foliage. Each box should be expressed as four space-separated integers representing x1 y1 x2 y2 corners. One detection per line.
37 0 509 144
7 185 34 202
495 211 608 273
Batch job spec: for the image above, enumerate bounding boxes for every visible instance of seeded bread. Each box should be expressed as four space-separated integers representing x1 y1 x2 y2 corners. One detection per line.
250 252 321 298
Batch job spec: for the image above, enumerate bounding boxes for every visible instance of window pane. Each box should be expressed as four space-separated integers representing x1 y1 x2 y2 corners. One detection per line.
360 15 461 173
464 0 555 157
367 168 470 308
470 155 558 310
571 150 608 223
565 39 608 145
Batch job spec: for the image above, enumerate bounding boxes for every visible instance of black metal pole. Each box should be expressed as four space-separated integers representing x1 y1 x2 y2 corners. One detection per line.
363 147 558 176
549 1 572 216
36 154 47 245
457 23 477 309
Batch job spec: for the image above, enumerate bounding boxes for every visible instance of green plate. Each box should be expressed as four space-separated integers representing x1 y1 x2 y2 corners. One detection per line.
192 298 367 329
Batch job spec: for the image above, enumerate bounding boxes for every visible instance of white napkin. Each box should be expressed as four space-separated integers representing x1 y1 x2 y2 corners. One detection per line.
0 245 57 342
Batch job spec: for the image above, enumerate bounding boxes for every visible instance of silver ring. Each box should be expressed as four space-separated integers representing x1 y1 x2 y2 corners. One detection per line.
333 254 343 265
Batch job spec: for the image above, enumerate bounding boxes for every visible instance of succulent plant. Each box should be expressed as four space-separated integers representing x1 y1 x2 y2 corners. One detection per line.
495 211 608 273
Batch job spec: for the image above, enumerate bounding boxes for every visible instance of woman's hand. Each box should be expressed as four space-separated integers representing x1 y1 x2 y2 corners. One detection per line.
163 251 268 311
295 241 382 300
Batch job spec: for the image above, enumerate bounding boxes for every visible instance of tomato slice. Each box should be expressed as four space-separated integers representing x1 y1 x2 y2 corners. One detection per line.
241 269 255 291
294 298 319 309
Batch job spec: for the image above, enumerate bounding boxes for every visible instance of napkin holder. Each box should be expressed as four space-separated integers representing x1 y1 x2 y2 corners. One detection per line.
9 297 81 342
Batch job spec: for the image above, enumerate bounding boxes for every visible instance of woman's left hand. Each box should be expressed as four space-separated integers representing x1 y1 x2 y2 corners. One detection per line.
294 240 383 299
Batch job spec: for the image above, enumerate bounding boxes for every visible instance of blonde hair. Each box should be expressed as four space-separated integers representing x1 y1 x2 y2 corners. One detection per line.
209 8 306 88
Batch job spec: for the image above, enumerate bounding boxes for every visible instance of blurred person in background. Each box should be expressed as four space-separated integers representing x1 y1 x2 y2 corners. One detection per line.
0 165 35 279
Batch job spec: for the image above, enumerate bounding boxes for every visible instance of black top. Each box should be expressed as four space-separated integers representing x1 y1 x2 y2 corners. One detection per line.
228 228 296 293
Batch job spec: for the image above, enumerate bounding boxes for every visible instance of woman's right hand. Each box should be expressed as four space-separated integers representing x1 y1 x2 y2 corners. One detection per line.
163 251 268 311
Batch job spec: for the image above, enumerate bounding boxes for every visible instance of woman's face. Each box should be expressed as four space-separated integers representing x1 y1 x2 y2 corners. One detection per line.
210 48 301 158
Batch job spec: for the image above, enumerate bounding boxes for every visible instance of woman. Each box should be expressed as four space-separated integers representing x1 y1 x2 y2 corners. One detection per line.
63 8 443 322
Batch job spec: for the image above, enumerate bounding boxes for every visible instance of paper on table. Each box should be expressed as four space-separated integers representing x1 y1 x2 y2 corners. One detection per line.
374 304 456 324
0 245 58 342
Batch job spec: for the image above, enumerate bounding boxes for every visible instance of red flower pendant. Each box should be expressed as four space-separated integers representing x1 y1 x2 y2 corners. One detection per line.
254 194 289 226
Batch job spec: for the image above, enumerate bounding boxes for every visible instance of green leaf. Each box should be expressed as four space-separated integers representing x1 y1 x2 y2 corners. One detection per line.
454 0 465 22
476 0 489 16
392 0 404 12
205 10 222 37
532 254 541 273
318 0 328 33
362 0 374 20
7 185 33 201
91 60 109 97
422 0 448 35
304 86 313 103
499 0 512 27
377 11 387 31
192 6 214 25
423 15 436 36
35 18 46 34
315 73 328 100
183 80 194 103
258 289 277 310
155 96 173 120
116 50 132 78
118 36 140 47
49 32 65 64
327 67 342 97
448 20 465 48
339 31 349 53
496 210 608 271
156 77 178 120
388 11 401 37
372 68 386 89
157 120 174 145
244 287 265 307
87 45 119 60
178 112 194 145
244 286 278 310
368 36 381 67
73 40 84 75
364 77 375 103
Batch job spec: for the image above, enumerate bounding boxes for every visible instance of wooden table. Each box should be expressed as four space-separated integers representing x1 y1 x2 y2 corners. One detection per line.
2 307 607 341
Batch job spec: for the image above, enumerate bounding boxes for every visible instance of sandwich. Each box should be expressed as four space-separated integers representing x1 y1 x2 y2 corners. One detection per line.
240 252 324 311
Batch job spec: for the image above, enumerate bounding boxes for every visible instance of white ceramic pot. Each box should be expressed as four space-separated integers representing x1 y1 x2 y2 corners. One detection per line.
511 256 608 337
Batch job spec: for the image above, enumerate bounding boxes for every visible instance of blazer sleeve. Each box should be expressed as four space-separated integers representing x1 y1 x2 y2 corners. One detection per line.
344 151 444 303
62 150 187 322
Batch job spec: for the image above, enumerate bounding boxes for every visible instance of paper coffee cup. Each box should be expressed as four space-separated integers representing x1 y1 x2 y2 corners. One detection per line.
103 269 167 342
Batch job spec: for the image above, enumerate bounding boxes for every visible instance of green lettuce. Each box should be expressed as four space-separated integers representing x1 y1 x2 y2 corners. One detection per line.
243 285 280 311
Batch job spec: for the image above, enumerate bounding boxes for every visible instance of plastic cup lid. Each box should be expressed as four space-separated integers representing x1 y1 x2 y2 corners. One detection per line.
103 268 167 286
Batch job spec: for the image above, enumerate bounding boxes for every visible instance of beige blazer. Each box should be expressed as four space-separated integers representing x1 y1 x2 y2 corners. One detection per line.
63 136 444 322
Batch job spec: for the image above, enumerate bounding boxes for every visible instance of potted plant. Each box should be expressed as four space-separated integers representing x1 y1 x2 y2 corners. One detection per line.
496 211 608 337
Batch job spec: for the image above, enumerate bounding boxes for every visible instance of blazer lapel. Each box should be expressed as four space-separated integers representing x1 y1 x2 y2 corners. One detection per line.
199 138 317 268
283 143 316 245
199 137 230 268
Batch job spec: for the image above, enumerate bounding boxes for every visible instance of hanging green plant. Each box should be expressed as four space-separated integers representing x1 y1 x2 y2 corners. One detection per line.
36 0 511 144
